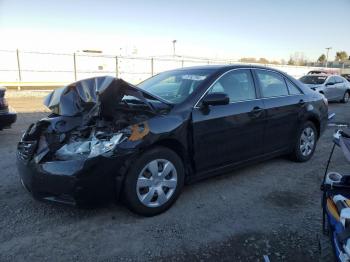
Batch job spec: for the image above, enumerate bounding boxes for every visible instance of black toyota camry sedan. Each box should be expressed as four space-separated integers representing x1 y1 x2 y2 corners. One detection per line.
17 65 328 216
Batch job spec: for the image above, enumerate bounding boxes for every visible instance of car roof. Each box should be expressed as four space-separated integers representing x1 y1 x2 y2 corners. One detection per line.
174 64 300 82
179 64 296 84
303 74 348 81
174 64 285 72
303 74 329 77
308 70 328 73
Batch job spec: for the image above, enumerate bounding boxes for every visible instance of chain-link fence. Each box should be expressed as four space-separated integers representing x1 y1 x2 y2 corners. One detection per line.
0 49 333 87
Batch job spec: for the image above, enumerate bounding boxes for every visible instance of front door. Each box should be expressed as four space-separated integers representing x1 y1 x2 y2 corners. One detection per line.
191 69 265 173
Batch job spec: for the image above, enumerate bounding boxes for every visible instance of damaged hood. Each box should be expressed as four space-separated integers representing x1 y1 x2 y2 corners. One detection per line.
19 77 175 163
44 76 167 117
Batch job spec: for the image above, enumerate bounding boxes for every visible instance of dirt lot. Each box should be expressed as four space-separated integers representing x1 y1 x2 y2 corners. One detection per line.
1 96 349 262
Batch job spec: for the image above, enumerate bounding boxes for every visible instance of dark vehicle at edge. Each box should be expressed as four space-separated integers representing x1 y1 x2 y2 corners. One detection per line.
17 65 328 216
0 86 17 130
342 74 350 82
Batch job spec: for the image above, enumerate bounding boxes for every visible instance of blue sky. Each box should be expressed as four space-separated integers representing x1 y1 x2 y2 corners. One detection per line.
1 0 349 61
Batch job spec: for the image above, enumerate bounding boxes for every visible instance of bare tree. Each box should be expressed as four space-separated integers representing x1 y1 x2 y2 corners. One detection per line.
239 57 257 63
288 57 296 65
258 57 269 64
288 52 308 66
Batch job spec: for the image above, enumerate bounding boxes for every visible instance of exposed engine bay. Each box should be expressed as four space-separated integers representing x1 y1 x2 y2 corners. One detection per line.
18 76 168 163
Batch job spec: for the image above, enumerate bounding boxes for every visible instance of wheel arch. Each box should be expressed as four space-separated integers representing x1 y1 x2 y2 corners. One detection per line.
306 116 321 139
152 138 194 179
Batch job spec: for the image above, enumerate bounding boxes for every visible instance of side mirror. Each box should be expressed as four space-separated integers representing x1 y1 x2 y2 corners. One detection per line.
202 92 229 106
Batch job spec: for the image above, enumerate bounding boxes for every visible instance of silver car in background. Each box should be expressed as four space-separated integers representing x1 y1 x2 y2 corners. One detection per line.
299 74 350 103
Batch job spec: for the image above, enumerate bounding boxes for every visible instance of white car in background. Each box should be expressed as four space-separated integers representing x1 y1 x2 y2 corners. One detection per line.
299 74 350 103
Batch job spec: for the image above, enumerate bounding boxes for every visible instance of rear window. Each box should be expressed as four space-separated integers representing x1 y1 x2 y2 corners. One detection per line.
299 75 327 84
286 79 302 95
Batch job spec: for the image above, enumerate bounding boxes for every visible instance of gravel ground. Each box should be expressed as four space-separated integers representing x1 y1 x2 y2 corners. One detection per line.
1 97 349 262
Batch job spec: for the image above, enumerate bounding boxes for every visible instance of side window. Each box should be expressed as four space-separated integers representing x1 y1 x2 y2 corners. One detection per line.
208 70 256 102
256 70 289 97
286 79 302 95
210 82 224 93
335 76 343 83
327 77 336 84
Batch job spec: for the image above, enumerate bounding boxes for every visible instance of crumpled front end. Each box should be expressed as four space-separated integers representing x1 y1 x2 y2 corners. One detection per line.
17 76 161 205
17 140 132 205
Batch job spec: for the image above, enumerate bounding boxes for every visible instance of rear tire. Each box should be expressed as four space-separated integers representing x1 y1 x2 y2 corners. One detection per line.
342 91 350 103
291 121 318 162
123 146 184 216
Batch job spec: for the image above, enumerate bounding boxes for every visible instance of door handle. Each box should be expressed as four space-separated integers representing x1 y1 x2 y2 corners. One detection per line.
250 106 264 117
299 99 305 106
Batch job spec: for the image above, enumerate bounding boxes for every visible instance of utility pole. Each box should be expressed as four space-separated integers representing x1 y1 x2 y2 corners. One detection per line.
325 47 332 68
73 52 77 81
172 40 177 57
151 58 154 76
16 49 22 90
115 56 119 78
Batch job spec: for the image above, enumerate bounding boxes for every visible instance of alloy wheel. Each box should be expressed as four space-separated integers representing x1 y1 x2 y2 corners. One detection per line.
299 127 315 157
344 93 350 103
136 159 178 207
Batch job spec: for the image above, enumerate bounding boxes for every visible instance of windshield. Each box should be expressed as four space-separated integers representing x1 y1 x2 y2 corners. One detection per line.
137 69 215 104
299 75 327 85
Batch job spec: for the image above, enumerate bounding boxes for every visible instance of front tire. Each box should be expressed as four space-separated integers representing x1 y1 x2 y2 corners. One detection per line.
123 146 184 216
342 91 350 103
291 121 318 162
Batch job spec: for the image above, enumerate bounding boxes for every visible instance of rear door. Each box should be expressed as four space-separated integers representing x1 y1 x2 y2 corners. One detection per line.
253 69 305 154
334 76 346 100
191 69 265 173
